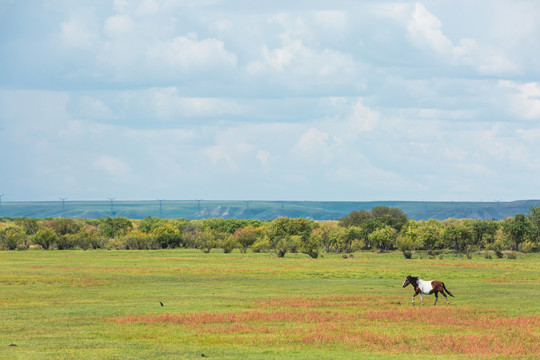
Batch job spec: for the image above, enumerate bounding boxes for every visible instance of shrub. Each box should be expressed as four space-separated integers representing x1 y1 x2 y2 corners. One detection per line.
72 225 106 249
484 252 492 259
495 249 504 258
220 235 238 254
252 236 271 253
196 231 218 253
233 226 258 253
42 218 82 236
506 252 517 259
518 241 535 253
151 224 183 249
0 225 26 250
402 250 413 259
99 217 133 238
123 231 159 250
55 235 78 250
32 228 58 250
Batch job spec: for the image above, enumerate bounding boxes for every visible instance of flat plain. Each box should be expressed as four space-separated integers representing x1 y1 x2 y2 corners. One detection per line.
1 249 539 359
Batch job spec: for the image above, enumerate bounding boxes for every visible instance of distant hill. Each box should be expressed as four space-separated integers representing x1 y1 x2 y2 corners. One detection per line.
2 200 540 221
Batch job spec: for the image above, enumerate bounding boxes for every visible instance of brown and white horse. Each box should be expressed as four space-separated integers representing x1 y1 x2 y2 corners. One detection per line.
402 275 454 305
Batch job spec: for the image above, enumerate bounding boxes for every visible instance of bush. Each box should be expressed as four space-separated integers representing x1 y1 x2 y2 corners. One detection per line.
518 241 535 253
220 235 238 254
123 231 160 250
99 217 133 238
484 252 492 259
32 228 58 250
495 249 504 258
55 235 78 250
195 231 218 253
0 225 26 250
252 236 271 253
151 224 183 249
506 252 517 259
72 225 106 249
402 250 413 259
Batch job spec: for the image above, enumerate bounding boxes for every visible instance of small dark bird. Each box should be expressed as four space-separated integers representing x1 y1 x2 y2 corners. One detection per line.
201 354 207 357
160 302 164 306
9 343 17 347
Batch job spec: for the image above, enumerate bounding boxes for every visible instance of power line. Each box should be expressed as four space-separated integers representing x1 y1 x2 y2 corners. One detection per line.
108 197 116 216
59 197 68 216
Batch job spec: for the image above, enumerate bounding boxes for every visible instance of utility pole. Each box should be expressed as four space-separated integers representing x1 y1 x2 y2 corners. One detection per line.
59 197 68 216
157 199 164 218
108 197 116 216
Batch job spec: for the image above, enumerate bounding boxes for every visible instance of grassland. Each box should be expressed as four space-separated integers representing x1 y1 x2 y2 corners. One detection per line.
1 250 539 359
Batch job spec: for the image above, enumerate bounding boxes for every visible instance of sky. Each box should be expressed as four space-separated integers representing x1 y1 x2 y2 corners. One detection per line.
1 0 540 202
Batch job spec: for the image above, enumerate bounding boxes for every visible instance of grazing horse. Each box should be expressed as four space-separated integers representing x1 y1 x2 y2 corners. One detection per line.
402 275 454 305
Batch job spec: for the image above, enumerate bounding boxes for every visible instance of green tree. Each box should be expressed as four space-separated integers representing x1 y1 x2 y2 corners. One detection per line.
311 221 342 252
417 219 443 250
368 225 397 251
339 210 371 228
442 219 472 253
502 214 533 251
196 230 219 253
527 205 540 245
371 206 408 232
296 234 320 258
233 225 258 253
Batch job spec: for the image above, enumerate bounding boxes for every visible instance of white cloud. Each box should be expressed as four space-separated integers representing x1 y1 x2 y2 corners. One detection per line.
147 35 237 74
407 3 516 75
148 87 243 119
77 96 115 120
499 81 540 120
256 150 271 166
93 156 132 181
348 99 379 133
60 8 99 51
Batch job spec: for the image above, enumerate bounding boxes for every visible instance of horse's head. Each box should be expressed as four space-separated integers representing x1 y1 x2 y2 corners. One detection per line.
402 275 413 288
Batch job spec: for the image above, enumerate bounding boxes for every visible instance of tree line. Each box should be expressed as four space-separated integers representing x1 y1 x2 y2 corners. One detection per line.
1 205 539 258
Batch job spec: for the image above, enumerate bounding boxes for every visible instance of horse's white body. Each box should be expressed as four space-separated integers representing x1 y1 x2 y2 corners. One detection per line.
416 279 434 295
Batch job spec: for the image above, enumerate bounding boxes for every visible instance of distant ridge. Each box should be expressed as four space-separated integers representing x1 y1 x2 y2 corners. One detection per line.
2 200 540 221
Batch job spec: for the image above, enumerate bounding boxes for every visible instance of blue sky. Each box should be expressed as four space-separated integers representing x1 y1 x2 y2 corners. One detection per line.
1 0 540 202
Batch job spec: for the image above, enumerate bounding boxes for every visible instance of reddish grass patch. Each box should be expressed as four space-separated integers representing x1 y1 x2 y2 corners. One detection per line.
109 296 540 358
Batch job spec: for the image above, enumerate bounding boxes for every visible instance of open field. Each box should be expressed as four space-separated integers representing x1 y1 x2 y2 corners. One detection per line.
1 250 539 359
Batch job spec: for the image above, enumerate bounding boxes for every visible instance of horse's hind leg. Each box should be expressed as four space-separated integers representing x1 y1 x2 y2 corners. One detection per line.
420 293 424 305
434 292 438 305
441 289 450 304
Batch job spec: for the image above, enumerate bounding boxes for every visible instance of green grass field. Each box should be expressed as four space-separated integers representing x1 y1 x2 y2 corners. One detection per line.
1 250 539 359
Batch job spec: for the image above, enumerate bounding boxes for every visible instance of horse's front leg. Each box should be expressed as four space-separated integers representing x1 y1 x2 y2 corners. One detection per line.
412 291 418 305
420 292 424 305
434 292 438 306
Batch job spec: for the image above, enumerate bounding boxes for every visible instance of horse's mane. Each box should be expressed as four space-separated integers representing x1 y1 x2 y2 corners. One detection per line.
408 276 419 282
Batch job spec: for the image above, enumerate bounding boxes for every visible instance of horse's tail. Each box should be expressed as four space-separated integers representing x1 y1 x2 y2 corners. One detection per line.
442 282 454 297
